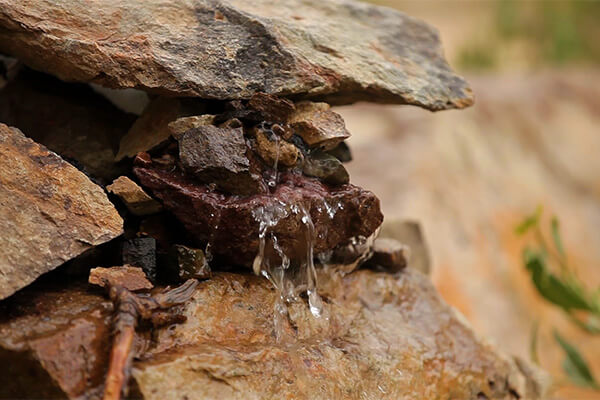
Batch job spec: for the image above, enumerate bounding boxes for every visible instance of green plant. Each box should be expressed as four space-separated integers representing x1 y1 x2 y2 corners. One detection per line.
517 207 600 389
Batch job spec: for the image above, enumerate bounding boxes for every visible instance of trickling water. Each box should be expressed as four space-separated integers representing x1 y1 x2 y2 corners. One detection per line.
267 134 281 188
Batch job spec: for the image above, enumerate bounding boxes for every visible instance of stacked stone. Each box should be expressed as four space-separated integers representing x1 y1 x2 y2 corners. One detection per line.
0 1 547 399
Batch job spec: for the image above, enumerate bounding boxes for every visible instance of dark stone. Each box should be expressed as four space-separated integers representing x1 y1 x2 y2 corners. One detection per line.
364 238 409 273
134 164 383 267
177 125 267 195
326 141 352 163
248 93 295 123
303 149 350 186
167 245 212 281
122 238 157 282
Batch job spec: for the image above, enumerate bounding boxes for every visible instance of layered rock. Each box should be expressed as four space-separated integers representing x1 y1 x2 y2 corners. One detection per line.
0 0 472 109
0 124 123 300
0 270 546 400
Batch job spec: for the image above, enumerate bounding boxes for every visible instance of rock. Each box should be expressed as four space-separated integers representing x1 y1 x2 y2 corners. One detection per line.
177 125 266 195
0 124 123 300
379 220 431 275
0 68 135 183
0 0 472 109
248 93 295 123
130 270 544 400
289 102 351 150
168 115 216 140
167 245 212 282
134 165 382 267
116 97 206 161
326 141 352 163
364 237 409 273
303 149 350 186
107 176 163 216
253 126 300 168
0 283 112 398
89 265 154 291
122 238 157 282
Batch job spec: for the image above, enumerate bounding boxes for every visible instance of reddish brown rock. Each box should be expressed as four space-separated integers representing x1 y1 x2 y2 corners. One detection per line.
289 102 351 150
107 176 163 216
248 92 296 123
134 163 383 267
131 270 546 400
0 283 112 399
0 124 123 300
0 0 473 110
89 266 153 291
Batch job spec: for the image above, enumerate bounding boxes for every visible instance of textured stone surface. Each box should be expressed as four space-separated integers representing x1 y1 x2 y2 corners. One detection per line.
89 266 153 291
302 149 349 185
0 283 112 399
167 245 212 282
131 270 545 400
289 102 350 150
122 238 157 282
365 237 409 273
178 125 267 195
0 0 472 109
0 68 135 183
379 219 431 275
253 126 300 168
107 176 163 216
0 124 123 300
134 164 382 267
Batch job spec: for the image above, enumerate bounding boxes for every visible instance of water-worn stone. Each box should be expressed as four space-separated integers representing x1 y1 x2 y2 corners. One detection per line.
253 126 300 168
89 265 154 291
122 238 157 282
178 125 266 195
116 97 207 161
134 164 382 267
364 237 409 273
289 102 351 150
0 283 112 399
130 270 545 400
0 0 472 110
0 124 123 300
107 176 163 216
303 149 350 186
167 245 212 282
0 68 135 183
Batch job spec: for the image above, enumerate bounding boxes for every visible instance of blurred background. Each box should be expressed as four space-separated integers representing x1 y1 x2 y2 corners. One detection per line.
343 1 600 399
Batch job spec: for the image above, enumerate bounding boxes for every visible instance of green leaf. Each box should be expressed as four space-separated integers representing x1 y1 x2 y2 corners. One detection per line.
554 330 600 389
516 206 543 235
551 216 565 257
524 249 592 311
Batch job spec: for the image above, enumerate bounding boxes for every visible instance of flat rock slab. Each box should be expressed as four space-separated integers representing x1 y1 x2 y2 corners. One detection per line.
0 124 123 300
131 269 544 400
0 0 472 109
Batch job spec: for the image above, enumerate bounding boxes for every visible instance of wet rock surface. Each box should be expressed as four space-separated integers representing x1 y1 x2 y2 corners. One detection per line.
302 149 350 185
129 270 542 400
289 101 350 150
135 164 382 267
0 0 472 109
166 246 212 282
0 124 123 300
122 238 157 283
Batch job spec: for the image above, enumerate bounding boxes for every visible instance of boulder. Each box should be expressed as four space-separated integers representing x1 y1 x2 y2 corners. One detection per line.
134 164 382 267
130 270 545 400
107 176 163 216
0 124 123 300
0 0 472 109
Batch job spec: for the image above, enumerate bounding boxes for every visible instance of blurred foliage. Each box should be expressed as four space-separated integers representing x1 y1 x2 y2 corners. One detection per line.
459 0 600 70
517 208 600 390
